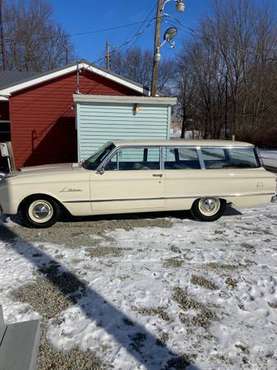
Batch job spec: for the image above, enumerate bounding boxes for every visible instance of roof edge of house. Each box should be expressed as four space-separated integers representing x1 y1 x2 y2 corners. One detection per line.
0 60 149 97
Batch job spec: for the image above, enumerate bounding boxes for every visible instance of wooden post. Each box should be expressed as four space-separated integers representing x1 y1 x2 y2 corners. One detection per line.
151 0 163 96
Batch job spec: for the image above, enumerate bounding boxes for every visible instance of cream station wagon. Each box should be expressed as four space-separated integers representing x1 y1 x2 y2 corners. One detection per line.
0 140 276 228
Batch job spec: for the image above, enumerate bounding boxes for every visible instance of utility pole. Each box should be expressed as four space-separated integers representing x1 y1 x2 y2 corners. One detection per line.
151 0 185 96
0 0 6 71
151 0 163 96
105 41 111 70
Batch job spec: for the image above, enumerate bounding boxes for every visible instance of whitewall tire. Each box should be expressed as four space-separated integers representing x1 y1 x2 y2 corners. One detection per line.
190 197 226 221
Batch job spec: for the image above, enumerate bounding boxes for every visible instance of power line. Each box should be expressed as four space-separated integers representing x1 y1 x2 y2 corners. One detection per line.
3 19 154 44
94 5 157 66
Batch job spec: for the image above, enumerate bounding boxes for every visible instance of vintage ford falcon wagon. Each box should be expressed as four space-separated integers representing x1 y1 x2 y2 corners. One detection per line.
0 140 276 228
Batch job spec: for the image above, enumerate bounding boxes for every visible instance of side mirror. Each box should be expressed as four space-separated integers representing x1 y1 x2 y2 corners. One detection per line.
97 167 105 175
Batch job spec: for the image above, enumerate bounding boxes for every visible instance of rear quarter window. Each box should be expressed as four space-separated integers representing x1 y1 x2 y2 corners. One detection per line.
201 147 260 169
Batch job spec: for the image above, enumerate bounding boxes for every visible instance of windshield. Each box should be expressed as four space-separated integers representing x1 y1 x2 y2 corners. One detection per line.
82 142 115 170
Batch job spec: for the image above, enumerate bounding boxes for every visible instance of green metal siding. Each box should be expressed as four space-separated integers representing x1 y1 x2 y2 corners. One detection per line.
77 102 170 160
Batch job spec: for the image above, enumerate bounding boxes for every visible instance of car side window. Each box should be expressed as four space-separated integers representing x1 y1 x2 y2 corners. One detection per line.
105 147 160 171
201 148 226 169
201 148 259 169
163 147 201 169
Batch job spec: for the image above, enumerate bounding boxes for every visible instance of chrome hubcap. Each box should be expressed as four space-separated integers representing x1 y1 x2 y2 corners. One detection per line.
29 200 54 223
198 198 220 217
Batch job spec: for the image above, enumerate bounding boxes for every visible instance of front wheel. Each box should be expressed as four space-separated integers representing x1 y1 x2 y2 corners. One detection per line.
190 197 226 222
20 196 59 228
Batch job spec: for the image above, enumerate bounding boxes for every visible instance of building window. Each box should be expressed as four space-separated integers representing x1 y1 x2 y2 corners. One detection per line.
0 121 11 142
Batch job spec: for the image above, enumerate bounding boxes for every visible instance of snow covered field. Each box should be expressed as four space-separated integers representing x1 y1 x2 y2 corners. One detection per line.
1 204 277 369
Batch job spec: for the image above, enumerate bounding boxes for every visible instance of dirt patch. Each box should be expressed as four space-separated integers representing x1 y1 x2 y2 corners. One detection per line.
204 262 238 272
86 246 124 258
12 278 71 319
132 306 170 321
38 326 104 370
172 287 217 328
12 261 86 319
163 257 184 268
191 275 219 290
6 216 173 247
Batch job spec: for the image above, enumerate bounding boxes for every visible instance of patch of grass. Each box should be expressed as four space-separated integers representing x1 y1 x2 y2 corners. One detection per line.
205 262 238 271
225 277 238 289
241 242 255 251
87 246 123 258
268 301 277 309
156 331 169 347
235 343 250 354
170 245 182 254
191 274 219 290
172 287 217 328
179 311 216 328
163 257 184 268
132 306 170 321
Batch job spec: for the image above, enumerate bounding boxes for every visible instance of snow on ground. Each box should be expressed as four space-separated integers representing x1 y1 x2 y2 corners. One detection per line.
1 204 277 369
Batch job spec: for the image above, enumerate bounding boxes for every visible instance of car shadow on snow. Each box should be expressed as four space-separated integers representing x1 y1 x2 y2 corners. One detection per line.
0 224 200 370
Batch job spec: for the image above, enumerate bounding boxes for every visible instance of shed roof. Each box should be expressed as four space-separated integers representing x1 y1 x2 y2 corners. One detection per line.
73 94 177 105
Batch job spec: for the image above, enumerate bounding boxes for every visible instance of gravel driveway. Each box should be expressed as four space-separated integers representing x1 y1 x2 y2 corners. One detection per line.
1 205 277 369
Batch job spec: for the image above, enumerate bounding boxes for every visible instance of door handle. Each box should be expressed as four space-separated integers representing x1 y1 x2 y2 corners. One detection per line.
152 174 163 177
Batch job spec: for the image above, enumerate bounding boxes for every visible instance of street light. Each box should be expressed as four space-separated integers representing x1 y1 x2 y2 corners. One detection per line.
162 0 185 12
176 0 185 12
151 0 185 96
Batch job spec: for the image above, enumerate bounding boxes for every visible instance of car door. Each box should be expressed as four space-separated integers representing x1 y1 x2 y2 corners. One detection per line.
163 146 204 210
90 146 165 213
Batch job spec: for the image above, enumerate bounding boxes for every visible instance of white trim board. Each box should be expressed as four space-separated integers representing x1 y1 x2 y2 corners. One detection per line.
0 62 147 97
73 94 177 106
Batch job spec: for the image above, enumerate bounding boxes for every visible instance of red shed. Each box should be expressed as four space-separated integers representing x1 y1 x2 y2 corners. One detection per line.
0 61 146 170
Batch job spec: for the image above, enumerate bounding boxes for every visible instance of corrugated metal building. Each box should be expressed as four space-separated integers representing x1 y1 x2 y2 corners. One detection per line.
74 95 177 161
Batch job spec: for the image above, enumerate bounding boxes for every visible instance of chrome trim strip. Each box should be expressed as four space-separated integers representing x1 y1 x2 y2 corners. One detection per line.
63 192 275 204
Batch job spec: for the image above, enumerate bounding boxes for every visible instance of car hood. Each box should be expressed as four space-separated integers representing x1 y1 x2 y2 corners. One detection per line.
5 163 87 183
20 163 79 173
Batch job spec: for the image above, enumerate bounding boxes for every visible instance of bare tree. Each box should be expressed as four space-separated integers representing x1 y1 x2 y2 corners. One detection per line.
1 0 74 72
109 47 176 94
177 0 277 146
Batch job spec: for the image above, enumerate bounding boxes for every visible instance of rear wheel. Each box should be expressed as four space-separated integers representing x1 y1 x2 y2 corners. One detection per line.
190 197 226 222
20 196 59 228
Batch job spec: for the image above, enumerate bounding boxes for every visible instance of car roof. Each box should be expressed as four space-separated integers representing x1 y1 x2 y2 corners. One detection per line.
111 139 254 148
